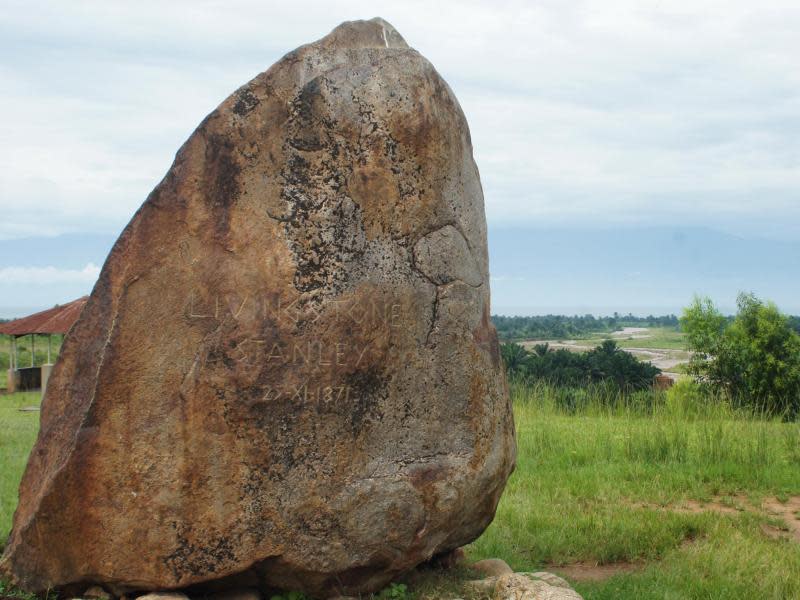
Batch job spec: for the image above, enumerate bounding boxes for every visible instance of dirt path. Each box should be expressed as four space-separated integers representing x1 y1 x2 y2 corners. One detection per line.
548 496 800 583
549 562 641 582
634 495 800 543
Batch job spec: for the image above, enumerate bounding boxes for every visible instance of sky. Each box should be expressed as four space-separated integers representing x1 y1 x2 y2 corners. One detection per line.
1 1 799 316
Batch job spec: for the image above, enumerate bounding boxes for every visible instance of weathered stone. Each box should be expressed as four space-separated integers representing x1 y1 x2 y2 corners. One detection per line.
492 574 583 600
135 594 190 600
83 586 112 600
0 16 515 600
526 573 572 589
471 558 513 577
464 577 498 594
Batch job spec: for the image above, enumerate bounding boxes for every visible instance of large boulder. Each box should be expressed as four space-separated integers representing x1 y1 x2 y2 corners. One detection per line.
0 17 515 598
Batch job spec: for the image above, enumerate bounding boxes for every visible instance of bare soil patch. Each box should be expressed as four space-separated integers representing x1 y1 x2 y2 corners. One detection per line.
549 561 641 582
611 327 651 339
630 497 746 515
669 499 744 516
631 495 800 542
761 496 800 542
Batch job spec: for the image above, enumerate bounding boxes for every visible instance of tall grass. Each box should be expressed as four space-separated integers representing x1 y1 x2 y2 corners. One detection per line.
470 379 800 599
509 379 797 474
0 392 40 546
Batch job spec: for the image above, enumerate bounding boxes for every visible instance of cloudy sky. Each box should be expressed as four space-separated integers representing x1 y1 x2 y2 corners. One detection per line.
1 1 799 315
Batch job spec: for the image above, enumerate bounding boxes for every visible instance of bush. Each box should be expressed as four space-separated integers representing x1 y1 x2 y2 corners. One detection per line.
682 293 800 418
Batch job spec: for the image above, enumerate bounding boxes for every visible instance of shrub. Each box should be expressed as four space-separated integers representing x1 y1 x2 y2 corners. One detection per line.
682 293 800 418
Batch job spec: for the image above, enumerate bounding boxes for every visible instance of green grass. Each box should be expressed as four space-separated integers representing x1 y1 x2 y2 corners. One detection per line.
521 326 687 351
0 392 40 544
579 327 687 351
2 383 800 599
468 381 800 599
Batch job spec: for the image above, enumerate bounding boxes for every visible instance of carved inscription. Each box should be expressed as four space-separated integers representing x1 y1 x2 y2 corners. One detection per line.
185 291 402 329
222 340 372 369
184 290 403 406
261 384 351 404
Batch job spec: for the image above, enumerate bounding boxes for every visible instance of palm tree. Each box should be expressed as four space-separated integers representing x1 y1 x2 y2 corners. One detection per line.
500 342 529 376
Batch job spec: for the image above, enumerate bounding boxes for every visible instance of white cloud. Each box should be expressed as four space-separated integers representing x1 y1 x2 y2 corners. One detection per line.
1 0 799 240
0 263 101 285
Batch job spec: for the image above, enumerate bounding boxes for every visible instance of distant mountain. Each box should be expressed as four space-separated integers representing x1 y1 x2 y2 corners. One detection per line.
1 227 798 319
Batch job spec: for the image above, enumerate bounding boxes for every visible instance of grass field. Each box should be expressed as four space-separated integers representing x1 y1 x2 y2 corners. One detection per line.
0 392 40 545
591 327 686 350
517 326 686 351
577 327 686 351
470 382 800 599
2 383 799 599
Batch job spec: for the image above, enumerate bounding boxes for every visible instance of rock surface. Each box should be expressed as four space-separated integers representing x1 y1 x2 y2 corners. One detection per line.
135 594 190 600
526 573 572 589
471 558 514 577
83 586 112 600
468 572 583 600
491 574 583 600
0 16 515 599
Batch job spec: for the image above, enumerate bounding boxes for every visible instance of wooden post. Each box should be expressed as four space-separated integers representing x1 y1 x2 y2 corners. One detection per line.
7 336 15 393
13 335 18 370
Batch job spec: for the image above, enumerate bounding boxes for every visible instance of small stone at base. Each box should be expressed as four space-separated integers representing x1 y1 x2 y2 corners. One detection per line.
84 586 112 600
471 558 513 577
135 593 190 600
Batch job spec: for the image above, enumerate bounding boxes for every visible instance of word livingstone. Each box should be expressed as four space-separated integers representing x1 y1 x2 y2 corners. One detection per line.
186 291 404 330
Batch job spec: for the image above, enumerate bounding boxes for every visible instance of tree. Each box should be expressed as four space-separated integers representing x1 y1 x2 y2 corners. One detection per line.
532 342 550 357
500 338 659 391
681 293 800 417
681 296 728 380
500 342 530 377
585 339 659 389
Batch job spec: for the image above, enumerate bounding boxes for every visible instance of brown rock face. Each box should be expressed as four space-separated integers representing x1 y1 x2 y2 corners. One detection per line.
0 17 515 598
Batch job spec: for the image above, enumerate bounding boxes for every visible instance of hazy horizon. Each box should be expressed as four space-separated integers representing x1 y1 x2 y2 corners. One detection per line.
1 224 797 320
